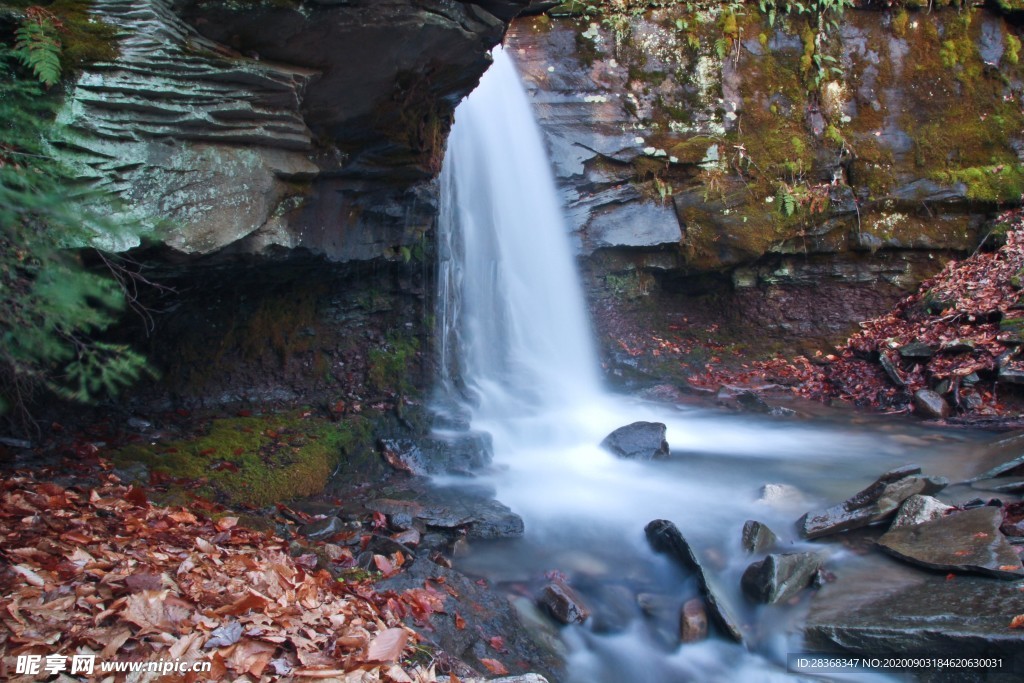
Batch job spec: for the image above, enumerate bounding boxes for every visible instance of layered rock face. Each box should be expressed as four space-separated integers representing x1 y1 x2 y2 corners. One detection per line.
507 6 1024 350
63 0 531 261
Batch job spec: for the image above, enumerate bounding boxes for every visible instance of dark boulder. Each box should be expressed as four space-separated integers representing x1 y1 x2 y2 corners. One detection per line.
877 507 1024 580
600 422 669 460
644 519 745 643
538 580 590 625
741 520 779 554
740 552 823 604
797 465 948 539
898 341 934 359
913 389 951 419
379 431 493 476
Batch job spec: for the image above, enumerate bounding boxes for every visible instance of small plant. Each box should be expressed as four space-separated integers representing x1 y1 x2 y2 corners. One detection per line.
13 6 64 87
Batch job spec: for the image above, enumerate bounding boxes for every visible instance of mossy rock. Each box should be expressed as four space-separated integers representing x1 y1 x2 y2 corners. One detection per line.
115 412 373 508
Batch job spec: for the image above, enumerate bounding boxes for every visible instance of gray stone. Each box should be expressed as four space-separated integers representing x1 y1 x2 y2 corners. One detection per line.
889 495 953 529
805 569 1024 659
878 352 906 388
741 520 779 554
797 465 948 539
600 422 669 461
378 431 493 476
960 432 1024 482
679 598 708 643
877 507 1024 579
740 552 823 605
464 676 550 683
898 341 934 359
913 389 951 419
758 483 805 507
539 580 590 625
998 363 1024 384
644 519 745 644
366 492 524 541
298 516 347 541
940 338 976 354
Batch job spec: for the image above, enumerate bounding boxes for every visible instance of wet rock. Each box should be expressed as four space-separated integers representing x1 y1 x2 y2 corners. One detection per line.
741 520 779 554
997 363 1024 384
378 558 562 682
716 386 771 413
758 483 805 508
298 516 347 541
378 431 493 476
898 341 934 359
741 552 823 605
805 569 1024 659
391 528 421 547
538 580 590 625
797 465 948 539
586 583 637 634
878 352 906 388
970 476 1024 493
644 519 745 643
600 422 669 460
464 675 551 683
877 507 1024 579
679 598 708 643
367 492 524 540
912 389 951 419
889 495 953 529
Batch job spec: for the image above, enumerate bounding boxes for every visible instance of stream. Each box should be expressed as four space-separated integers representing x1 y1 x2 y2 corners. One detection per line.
433 46 1001 682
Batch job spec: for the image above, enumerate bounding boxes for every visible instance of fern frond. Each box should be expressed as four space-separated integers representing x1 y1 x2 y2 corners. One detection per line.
14 19 63 87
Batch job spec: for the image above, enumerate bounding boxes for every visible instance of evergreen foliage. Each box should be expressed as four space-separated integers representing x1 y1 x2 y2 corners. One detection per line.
0 16 151 424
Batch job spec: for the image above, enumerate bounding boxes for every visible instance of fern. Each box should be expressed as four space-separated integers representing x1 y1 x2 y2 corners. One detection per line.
13 10 63 87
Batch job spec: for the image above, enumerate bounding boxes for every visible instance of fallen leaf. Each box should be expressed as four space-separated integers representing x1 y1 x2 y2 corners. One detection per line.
479 658 509 675
215 516 239 531
1010 614 1024 629
454 613 466 630
11 564 45 587
204 620 243 648
364 627 408 663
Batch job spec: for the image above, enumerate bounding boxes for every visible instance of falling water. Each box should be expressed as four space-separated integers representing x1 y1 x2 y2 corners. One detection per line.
437 47 976 683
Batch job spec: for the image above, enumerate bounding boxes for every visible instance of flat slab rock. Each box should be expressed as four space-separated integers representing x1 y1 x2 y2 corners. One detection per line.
797 465 948 539
805 569 1024 658
366 491 524 540
741 552 823 604
600 422 669 460
877 506 1024 580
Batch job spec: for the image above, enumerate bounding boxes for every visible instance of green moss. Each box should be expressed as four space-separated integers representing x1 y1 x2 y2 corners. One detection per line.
115 412 374 507
935 164 1024 203
3 1 120 70
368 334 419 395
1006 32 1021 66
892 9 910 39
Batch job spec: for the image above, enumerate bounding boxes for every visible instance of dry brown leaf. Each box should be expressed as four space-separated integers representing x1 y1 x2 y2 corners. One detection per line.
100 629 133 658
1010 614 1024 628
122 590 170 633
364 627 409 663
215 516 239 531
479 658 509 676
11 564 46 587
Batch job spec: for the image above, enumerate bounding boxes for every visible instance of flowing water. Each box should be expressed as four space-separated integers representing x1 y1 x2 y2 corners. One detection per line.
436 47 990 682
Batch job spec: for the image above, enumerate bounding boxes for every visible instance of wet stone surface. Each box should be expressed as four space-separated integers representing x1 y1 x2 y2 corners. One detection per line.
600 421 670 460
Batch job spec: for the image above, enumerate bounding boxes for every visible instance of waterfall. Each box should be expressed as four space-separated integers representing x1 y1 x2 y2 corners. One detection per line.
437 47 601 417
435 46 929 683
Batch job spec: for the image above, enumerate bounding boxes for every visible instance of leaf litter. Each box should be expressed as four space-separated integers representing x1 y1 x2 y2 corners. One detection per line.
0 468 444 682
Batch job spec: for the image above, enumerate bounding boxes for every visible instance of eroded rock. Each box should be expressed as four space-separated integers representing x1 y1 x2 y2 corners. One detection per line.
741 520 779 554
877 507 1024 579
889 495 953 529
797 465 948 539
913 389 951 419
740 552 823 605
538 580 590 625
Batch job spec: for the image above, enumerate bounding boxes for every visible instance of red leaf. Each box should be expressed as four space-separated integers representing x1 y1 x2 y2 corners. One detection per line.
124 485 148 508
454 613 466 630
488 636 507 653
374 554 396 577
1010 614 1024 629
480 658 509 676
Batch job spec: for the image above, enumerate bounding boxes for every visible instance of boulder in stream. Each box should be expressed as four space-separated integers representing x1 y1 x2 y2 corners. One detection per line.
877 506 1024 579
740 552 823 605
888 494 953 529
679 598 708 643
644 519 745 644
797 465 948 539
538 579 590 625
379 431 493 476
741 520 779 554
600 422 669 460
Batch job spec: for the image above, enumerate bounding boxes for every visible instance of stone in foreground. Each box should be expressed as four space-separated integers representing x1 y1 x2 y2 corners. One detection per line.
797 465 947 539
679 598 708 643
740 552 823 604
600 422 669 460
644 519 744 643
912 389 950 419
877 507 1024 580
539 580 590 625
